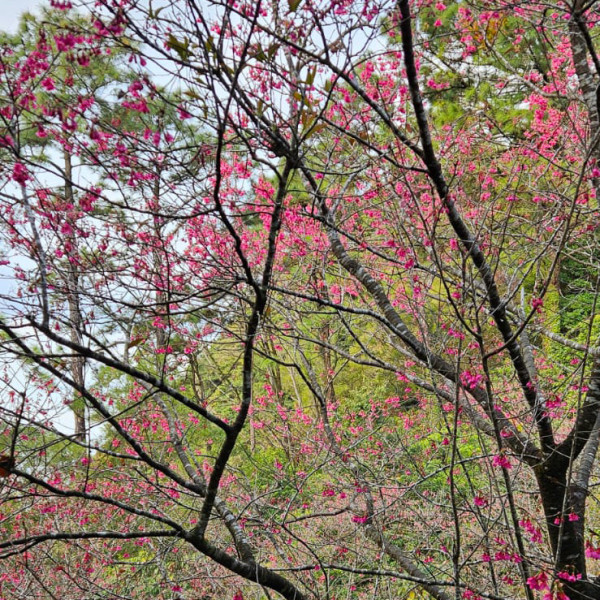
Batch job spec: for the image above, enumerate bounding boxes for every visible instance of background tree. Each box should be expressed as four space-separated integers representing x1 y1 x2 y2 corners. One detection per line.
1 1 600 600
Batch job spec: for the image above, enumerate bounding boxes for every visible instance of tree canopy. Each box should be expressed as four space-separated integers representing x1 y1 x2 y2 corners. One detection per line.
1 1 600 599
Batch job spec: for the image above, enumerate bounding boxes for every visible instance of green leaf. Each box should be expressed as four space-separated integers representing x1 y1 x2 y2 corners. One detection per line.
305 66 316 86
252 44 267 62
288 0 302 12
167 34 191 61
148 2 165 19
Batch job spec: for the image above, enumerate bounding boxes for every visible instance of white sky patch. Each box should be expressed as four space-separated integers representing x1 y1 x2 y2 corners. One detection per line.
0 0 42 33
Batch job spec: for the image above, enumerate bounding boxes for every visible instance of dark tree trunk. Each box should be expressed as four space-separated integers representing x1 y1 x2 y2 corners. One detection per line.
536 467 600 599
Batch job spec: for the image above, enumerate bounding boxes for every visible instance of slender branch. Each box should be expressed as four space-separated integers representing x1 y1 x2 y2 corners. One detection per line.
19 317 230 432
0 529 178 555
397 0 554 454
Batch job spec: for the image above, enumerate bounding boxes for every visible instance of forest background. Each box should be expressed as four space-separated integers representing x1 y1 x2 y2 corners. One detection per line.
1 1 600 600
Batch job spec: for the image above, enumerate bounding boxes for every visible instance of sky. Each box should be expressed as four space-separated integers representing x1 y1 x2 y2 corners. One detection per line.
0 0 78 433
1 0 42 32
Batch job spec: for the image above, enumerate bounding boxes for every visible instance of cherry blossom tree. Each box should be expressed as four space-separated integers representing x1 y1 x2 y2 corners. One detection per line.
1 1 600 600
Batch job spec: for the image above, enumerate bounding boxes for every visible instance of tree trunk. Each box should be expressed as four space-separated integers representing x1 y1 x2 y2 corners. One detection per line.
536 467 600 599
64 151 86 443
